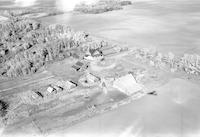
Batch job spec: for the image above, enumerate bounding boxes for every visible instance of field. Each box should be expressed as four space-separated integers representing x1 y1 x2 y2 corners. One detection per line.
65 78 200 137
41 0 200 55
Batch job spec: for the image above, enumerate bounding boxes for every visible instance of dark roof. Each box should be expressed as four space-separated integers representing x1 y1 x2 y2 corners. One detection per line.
72 65 81 71
69 81 78 86
89 49 96 55
35 91 44 98
92 50 102 57
72 53 80 59
76 61 84 66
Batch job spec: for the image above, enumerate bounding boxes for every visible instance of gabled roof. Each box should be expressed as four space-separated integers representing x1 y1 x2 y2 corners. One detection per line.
72 65 81 71
101 45 116 51
113 74 143 96
92 50 101 57
76 61 84 66
102 48 117 56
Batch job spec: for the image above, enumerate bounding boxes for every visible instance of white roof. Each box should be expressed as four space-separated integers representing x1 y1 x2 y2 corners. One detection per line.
47 87 54 93
113 74 143 95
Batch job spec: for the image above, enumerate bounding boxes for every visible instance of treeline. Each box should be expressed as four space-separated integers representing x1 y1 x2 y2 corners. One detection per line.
134 48 200 75
0 16 88 77
2 8 64 18
75 0 132 14
2 9 32 17
74 0 127 14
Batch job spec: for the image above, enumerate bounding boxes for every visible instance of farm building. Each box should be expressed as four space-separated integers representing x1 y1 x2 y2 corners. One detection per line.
101 46 121 56
47 87 55 93
84 52 104 61
72 65 81 71
46 86 59 94
79 72 100 87
55 80 77 91
72 61 89 71
113 74 143 96
100 45 116 51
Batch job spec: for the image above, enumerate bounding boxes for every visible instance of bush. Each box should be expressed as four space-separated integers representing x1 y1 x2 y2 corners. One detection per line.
0 100 9 117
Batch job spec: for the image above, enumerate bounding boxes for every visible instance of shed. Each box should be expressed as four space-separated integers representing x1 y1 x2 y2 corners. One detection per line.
102 48 118 56
64 81 77 90
72 65 81 71
79 73 100 87
34 91 44 98
76 61 84 66
56 80 77 91
100 45 116 51
47 86 55 94
92 50 102 57
72 61 89 72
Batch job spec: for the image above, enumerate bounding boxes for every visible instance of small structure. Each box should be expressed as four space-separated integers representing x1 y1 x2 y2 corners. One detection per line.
34 91 44 98
64 81 77 90
55 80 77 91
113 74 143 96
72 65 81 71
102 47 118 56
84 54 104 61
100 45 116 51
72 61 89 72
100 77 108 94
70 49 84 59
30 92 40 99
71 53 80 59
86 73 100 83
120 1 132 6
53 85 63 91
84 49 104 61
79 72 100 87
92 50 101 57
47 86 55 94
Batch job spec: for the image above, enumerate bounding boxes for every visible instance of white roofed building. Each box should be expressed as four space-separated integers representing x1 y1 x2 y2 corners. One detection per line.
113 74 143 96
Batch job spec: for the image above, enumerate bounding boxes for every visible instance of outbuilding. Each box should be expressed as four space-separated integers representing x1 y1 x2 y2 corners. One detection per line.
47 86 56 94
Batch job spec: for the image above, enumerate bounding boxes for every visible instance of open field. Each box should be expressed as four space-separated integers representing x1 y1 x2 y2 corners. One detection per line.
41 0 200 55
64 78 200 137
